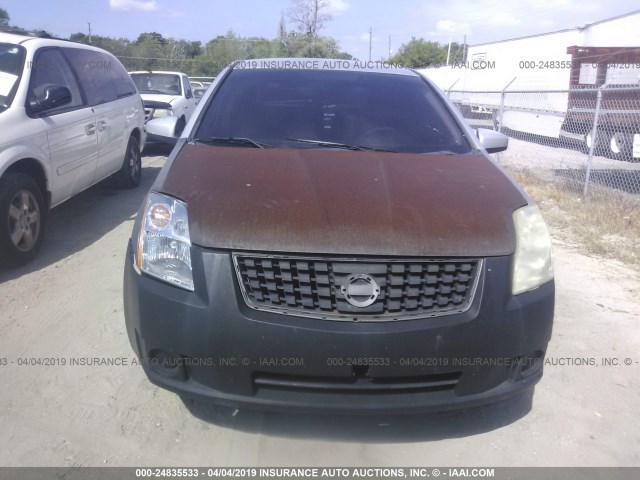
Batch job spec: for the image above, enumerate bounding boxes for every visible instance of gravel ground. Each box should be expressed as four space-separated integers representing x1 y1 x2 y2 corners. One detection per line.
0 146 639 467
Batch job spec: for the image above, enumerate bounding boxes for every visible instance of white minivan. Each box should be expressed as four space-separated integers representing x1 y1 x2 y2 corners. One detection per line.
0 32 146 267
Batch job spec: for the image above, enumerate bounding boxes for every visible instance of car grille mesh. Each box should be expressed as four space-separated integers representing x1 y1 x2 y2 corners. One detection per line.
234 255 481 321
253 371 461 394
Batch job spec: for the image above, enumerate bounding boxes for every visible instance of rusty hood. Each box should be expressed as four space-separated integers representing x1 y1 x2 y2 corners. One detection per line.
157 144 527 257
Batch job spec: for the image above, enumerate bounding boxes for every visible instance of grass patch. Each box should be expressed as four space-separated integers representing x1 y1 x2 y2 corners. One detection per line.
507 167 640 268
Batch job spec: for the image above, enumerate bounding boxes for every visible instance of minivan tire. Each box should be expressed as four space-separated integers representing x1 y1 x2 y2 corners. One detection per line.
0 173 46 268
117 136 142 188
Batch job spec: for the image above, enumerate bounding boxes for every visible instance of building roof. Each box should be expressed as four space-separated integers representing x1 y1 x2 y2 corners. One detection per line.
471 9 640 47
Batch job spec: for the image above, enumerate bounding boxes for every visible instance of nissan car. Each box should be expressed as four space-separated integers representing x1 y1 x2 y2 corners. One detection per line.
123 58 555 414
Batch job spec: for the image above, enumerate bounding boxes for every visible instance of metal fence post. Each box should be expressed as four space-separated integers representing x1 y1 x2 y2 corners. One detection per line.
497 77 516 133
583 85 604 196
446 79 459 97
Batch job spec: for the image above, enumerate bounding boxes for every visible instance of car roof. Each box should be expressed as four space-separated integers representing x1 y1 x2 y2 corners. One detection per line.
0 31 111 54
129 71 186 75
230 58 419 77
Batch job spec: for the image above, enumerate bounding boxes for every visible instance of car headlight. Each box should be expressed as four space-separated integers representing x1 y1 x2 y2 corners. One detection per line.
512 205 554 295
152 108 172 119
135 192 193 291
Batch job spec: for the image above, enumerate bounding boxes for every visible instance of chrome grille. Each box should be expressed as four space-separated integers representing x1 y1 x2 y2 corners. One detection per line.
233 254 482 321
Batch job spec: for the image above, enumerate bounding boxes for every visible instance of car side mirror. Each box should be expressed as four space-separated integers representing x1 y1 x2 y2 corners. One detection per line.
29 85 72 113
476 128 508 153
146 116 180 145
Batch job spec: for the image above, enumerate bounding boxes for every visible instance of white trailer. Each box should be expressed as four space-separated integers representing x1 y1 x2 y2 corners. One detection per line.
418 10 640 157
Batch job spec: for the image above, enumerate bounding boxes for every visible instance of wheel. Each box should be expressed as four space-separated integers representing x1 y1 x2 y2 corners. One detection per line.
175 116 186 137
116 136 142 188
582 129 605 155
0 173 46 267
607 131 633 161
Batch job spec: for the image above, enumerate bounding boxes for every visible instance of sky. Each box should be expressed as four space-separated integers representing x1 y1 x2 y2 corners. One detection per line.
2 0 639 59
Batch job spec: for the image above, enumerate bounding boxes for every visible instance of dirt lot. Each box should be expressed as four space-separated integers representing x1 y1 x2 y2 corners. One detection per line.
0 146 639 467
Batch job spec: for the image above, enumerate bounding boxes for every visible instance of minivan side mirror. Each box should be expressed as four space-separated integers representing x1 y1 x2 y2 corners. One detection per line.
29 85 72 113
476 128 508 153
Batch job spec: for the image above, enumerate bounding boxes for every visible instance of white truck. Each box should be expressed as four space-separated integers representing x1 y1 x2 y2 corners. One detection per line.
129 71 197 138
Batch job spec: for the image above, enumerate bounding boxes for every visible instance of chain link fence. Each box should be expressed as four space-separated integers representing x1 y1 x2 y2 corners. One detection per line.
446 86 640 197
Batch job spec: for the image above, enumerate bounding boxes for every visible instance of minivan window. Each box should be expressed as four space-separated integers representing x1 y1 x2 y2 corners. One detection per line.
130 73 182 96
26 47 84 115
106 53 137 98
0 43 26 112
194 69 472 154
63 48 118 106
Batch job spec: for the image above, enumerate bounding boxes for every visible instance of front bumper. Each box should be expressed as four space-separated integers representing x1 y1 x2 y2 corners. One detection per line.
123 242 554 414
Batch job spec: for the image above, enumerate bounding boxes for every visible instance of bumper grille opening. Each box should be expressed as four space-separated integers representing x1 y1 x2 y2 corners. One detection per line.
253 372 461 394
234 254 482 321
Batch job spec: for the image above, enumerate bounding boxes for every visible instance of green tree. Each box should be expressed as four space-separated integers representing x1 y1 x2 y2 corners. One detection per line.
136 32 165 45
69 32 89 43
132 35 164 70
390 38 447 68
0 8 10 26
246 38 278 59
201 31 246 72
67 21 354 77
183 41 202 58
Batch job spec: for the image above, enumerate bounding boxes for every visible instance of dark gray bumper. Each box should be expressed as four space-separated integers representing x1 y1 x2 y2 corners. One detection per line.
123 242 554 414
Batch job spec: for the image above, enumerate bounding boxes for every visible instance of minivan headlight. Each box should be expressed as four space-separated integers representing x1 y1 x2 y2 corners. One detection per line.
512 205 554 295
135 192 193 291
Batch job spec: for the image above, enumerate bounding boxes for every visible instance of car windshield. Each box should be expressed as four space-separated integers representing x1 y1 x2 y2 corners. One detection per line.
194 68 472 154
130 72 182 96
0 43 26 113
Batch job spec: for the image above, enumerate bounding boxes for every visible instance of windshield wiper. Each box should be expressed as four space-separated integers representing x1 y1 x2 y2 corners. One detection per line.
193 137 274 148
424 150 458 155
286 138 396 153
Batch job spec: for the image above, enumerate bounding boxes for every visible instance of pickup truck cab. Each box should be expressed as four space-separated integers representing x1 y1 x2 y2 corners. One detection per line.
129 71 196 138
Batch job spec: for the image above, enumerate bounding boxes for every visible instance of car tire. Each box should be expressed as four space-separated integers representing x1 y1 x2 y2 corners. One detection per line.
116 136 142 188
582 129 605 155
175 116 186 137
0 173 46 268
607 131 633 161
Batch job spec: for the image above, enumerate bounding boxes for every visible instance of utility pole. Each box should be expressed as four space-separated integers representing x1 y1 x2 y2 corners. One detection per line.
463 34 467 62
388 34 391 59
369 27 373 61
88 22 92 44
